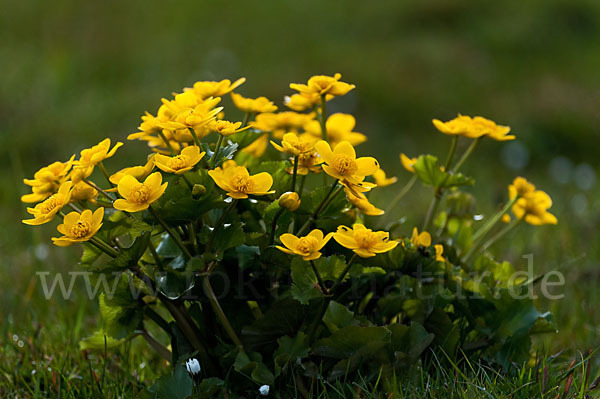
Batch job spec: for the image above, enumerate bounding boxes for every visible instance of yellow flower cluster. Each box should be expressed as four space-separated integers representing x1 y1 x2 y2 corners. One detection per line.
508 177 557 225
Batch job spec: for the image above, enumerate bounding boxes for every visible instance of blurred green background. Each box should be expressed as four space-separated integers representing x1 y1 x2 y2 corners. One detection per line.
1 0 599 378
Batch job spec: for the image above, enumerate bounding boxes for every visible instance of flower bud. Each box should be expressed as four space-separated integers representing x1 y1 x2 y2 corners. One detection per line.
192 184 206 199
185 358 201 376
259 385 270 396
278 192 301 211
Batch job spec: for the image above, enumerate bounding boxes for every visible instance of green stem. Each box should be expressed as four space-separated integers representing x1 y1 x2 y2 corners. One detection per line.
307 254 357 342
309 260 327 294
269 208 286 245
149 206 192 259
462 198 518 263
189 128 202 149
472 197 518 242
444 136 459 171
451 137 481 173
158 131 176 155
422 187 442 232
147 240 164 271
202 277 244 350
188 222 198 254
140 329 172 363
319 94 328 141
480 219 521 253
181 174 194 190
210 135 224 169
298 175 307 199
382 175 417 218
89 236 119 258
290 155 299 192
98 162 114 187
241 112 252 128
296 181 340 236
83 179 115 202
144 307 171 333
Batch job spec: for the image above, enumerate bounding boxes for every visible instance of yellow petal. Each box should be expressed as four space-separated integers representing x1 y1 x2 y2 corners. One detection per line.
280 233 300 250
250 173 273 193
333 141 356 159
355 157 379 176
117 175 140 199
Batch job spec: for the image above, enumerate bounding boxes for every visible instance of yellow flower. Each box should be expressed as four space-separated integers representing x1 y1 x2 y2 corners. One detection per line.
75 138 123 169
251 111 315 139
51 208 104 247
501 214 511 224
373 168 397 187
432 115 514 141
512 190 557 226
276 229 333 261
314 140 379 185
279 192 301 211
22 181 73 225
290 73 355 97
271 133 317 156
22 155 76 203
333 224 398 258
288 151 322 175
187 78 246 100
231 92 278 113
345 188 384 216
114 172 168 213
410 227 431 247
208 164 275 199
109 155 156 185
154 146 205 174
158 97 223 133
400 153 417 173
241 133 269 158
210 120 249 136
304 113 366 148
508 177 535 200
71 181 98 202
284 93 333 111
434 244 445 262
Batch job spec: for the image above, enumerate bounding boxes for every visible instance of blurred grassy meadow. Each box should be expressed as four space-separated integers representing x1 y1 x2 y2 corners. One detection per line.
1 0 600 392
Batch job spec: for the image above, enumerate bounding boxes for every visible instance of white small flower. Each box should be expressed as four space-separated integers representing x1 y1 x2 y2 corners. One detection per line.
185 358 201 375
259 384 270 396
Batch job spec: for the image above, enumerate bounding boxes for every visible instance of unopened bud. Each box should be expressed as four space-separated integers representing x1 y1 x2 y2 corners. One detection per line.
278 191 301 211
185 358 201 376
192 184 206 198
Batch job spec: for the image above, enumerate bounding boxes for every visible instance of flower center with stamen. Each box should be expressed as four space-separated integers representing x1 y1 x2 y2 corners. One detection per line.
167 154 189 170
70 220 91 238
297 237 319 254
331 154 357 176
40 196 60 214
299 152 317 167
354 229 379 249
130 183 151 203
232 175 254 193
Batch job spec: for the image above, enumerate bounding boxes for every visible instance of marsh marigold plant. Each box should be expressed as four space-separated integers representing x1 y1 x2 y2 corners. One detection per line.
22 73 558 396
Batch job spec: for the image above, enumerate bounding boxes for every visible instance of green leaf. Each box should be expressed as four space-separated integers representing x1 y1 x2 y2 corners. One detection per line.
314 255 348 282
99 293 143 339
198 220 245 256
249 160 291 195
323 301 358 333
290 257 323 305
156 271 196 300
236 245 261 270
147 365 193 399
99 232 150 272
79 330 124 351
197 378 225 398
228 128 264 148
234 351 275 385
241 296 309 351
413 155 474 188
274 332 310 376
312 325 392 379
389 322 435 363
152 169 225 222
298 184 347 218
